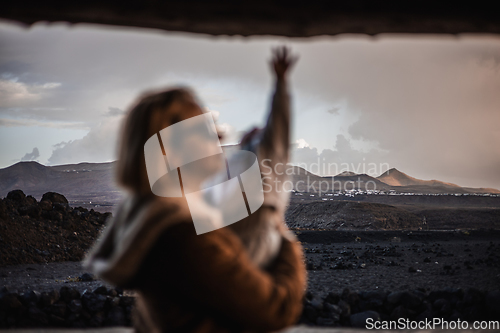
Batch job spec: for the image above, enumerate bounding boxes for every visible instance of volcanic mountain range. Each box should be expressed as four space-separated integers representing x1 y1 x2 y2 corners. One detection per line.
0 161 498 204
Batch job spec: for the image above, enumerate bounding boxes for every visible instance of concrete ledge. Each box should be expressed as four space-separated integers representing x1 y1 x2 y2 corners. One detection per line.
0 326 492 333
0 328 133 333
0 328 132 333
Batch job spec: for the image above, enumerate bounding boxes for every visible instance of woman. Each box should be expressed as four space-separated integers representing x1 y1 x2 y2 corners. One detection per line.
84 47 306 333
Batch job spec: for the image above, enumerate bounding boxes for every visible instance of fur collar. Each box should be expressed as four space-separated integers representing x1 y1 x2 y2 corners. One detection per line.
83 194 220 286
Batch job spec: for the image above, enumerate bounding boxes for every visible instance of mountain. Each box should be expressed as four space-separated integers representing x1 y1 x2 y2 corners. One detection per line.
335 171 358 177
285 166 392 192
377 168 460 187
376 168 500 194
0 162 498 205
0 161 122 204
0 161 59 191
330 173 391 191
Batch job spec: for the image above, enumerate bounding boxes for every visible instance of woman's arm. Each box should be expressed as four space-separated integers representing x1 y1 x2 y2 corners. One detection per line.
250 47 297 164
244 47 298 212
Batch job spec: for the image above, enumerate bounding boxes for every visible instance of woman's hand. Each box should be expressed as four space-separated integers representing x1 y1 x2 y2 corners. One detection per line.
240 127 260 148
271 46 298 80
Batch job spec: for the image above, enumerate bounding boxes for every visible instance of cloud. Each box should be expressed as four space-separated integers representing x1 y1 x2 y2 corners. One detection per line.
218 122 243 145
0 78 61 108
20 147 40 161
105 107 125 117
291 135 391 177
295 138 310 149
0 117 87 129
204 108 240 144
289 36 500 188
327 107 340 115
47 117 122 165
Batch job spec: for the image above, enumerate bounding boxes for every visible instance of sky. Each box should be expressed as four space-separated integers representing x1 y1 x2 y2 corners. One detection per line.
0 20 499 189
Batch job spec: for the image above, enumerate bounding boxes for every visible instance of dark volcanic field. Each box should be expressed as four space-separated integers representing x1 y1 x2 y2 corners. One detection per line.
298 229 500 298
2 230 499 297
1 189 500 328
286 194 500 230
1 189 499 296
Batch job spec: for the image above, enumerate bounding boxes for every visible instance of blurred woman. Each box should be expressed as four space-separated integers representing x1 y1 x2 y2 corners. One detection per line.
84 47 306 333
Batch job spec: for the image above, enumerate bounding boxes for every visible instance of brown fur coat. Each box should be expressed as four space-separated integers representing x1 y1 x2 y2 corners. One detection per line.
132 205 306 333
85 195 306 332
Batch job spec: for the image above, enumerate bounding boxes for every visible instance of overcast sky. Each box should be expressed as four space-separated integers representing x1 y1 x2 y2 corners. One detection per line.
0 21 499 189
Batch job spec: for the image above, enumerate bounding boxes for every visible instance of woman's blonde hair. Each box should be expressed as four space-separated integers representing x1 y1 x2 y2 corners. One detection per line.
115 87 202 195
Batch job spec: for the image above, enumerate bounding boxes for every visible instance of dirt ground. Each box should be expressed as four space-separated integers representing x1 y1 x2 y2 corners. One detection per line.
299 230 500 297
286 195 500 230
1 191 499 298
1 230 499 299
0 262 115 295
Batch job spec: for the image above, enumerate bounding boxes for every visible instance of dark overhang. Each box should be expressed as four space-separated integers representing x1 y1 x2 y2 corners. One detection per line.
2 1 500 37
